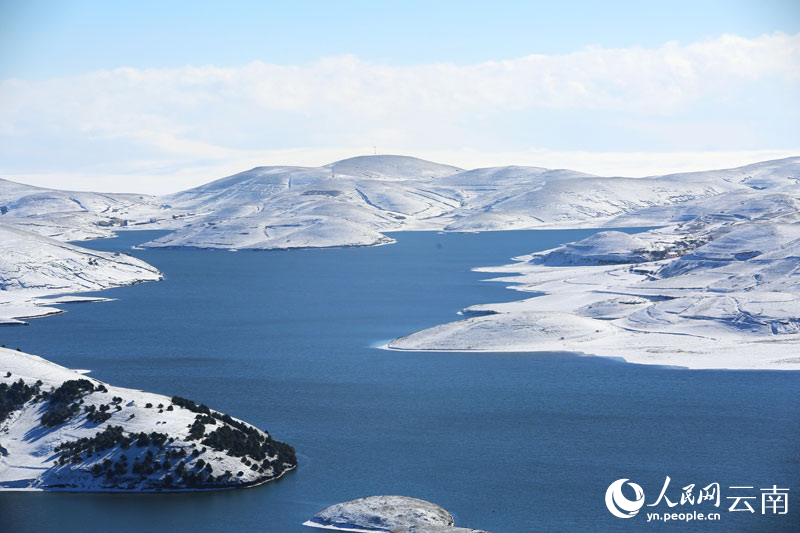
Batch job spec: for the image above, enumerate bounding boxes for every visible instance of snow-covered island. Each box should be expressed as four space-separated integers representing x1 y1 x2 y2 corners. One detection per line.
304 495 489 532
0 347 297 491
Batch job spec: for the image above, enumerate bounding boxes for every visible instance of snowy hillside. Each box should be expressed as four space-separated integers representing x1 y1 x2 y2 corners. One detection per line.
0 347 297 491
324 155 463 181
388 186 800 369
143 156 469 250
0 224 163 324
140 155 800 250
0 178 175 241
3 155 799 251
304 495 488 532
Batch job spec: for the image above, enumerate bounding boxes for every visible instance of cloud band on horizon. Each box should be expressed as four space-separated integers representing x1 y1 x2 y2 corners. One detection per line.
1 32 798 194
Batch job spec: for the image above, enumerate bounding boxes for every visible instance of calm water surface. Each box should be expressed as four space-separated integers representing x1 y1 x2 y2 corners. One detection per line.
1 229 798 532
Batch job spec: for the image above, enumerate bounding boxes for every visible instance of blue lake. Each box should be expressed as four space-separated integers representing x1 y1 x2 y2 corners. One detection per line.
1 229 798 532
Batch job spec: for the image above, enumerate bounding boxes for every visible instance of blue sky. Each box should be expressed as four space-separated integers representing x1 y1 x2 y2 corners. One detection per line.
3 1 799 75
1 0 799 193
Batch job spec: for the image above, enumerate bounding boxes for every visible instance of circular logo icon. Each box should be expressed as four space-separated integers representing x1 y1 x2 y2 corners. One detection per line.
605 478 645 518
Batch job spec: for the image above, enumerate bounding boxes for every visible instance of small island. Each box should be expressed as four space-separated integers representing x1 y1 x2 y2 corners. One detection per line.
304 495 490 532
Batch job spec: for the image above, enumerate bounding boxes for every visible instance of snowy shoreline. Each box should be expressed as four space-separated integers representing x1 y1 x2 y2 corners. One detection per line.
386 220 800 370
381 342 800 371
0 462 295 493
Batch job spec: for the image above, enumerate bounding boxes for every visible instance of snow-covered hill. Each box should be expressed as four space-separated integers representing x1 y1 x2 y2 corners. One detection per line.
0 347 297 491
324 155 463 181
0 178 175 242
4 155 799 251
143 156 469 250
0 224 163 325
138 155 800 250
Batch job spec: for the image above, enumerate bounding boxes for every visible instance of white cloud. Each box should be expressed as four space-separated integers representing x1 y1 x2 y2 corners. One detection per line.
0 32 798 192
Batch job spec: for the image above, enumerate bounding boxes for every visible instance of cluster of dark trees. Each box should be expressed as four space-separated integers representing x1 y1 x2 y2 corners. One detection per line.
136 431 169 448
131 449 169 477
84 403 119 423
55 427 176 465
86 409 112 424
187 419 207 440
171 395 211 415
5 382 297 489
54 391 296 487
201 417 297 475
93 446 215 488
202 425 265 459
41 402 82 427
35 379 129 427
56 425 129 465
175 394 298 477
91 456 128 477
175 466 218 488
54 424 227 488
0 378 41 423
40 379 96 427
